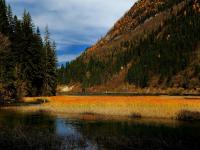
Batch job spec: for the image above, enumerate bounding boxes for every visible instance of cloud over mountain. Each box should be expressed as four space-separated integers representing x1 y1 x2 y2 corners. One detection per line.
7 0 134 63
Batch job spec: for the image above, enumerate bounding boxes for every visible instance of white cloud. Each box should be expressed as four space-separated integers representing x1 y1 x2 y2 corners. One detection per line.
7 0 134 43
58 54 79 63
7 0 136 62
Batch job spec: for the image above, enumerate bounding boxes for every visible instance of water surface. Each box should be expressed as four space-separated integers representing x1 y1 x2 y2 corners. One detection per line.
0 110 200 150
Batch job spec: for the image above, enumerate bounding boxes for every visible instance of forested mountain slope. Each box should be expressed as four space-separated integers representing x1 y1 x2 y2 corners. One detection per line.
59 0 200 94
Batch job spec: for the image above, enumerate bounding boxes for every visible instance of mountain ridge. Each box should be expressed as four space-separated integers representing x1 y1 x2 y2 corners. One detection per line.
87 0 185 53
58 0 200 94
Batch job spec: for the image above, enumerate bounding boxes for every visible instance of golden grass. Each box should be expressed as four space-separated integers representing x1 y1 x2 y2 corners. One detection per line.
8 96 200 119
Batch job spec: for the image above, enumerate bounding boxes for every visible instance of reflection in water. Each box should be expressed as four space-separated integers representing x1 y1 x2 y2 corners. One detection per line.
56 119 78 137
0 110 200 150
56 119 97 150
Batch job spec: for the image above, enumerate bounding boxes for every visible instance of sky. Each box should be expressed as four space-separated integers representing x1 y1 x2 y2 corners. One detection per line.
6 0 135 65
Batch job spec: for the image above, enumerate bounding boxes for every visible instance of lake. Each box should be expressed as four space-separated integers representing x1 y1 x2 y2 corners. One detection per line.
0 109 200 150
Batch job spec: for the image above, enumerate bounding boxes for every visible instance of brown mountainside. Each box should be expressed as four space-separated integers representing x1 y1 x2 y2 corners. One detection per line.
61 0 200 94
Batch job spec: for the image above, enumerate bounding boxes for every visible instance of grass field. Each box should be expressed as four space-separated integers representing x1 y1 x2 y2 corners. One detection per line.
5 96 200 120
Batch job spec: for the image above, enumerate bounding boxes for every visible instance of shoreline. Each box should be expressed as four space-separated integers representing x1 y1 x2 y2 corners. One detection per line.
57 92 200 97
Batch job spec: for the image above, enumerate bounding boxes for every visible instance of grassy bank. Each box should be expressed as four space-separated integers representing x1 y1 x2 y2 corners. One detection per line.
4 96 200 120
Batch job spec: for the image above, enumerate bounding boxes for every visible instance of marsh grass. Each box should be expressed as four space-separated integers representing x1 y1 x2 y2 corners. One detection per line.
0 98 49 107
5 96 200 120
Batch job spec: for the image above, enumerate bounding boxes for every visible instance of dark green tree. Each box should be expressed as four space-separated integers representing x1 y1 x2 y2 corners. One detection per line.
0 0 9 35
41 26 57 96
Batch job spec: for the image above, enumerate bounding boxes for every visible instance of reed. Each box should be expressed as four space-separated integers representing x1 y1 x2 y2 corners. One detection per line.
8 96 200 119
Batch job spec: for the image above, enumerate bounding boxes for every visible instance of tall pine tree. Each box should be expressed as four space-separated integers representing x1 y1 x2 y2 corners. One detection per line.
0 1 58 100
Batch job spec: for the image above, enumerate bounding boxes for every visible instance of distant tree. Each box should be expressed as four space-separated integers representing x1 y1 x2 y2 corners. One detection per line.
58 64 65 84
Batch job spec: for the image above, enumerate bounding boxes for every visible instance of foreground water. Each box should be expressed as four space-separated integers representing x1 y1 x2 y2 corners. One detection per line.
0 110 200 150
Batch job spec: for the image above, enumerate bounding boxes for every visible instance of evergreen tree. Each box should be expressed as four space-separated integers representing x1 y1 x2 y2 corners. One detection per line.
0 1 58 100
7 5 14 36
0 33 16 100
28 27 44 95
42 26 57 96
0 0 9 35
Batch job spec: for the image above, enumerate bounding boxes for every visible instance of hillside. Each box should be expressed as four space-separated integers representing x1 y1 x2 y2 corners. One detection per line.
59 0 200 94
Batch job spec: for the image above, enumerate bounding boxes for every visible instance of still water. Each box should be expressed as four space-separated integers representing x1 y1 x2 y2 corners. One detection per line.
0 110 200 150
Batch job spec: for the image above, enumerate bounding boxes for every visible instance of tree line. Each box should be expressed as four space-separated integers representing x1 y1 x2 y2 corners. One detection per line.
0 0 57 100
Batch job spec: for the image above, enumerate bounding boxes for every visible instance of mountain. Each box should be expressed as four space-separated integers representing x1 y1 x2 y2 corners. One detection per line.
59 0 200 94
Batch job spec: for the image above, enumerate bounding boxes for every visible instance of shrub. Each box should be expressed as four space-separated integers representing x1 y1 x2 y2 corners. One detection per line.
130 113 142 119
176 110 200 121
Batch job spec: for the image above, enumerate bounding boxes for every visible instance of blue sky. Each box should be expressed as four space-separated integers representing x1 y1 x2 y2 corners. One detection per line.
6 0 134 65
